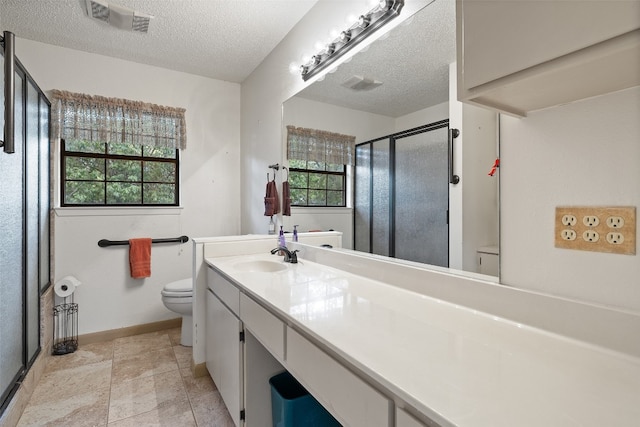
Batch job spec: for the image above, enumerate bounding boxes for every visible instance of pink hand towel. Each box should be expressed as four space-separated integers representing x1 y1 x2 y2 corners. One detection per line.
129 238 152 279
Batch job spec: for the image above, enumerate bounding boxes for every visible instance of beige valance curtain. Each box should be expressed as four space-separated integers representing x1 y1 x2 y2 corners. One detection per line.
51 90 187 150
286 125 356 166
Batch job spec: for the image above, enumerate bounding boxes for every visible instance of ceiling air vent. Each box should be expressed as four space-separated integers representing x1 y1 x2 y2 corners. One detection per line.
85 0 152 33
341 75 383 91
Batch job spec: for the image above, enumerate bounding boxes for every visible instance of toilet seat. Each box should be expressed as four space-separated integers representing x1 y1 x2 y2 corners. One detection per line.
161 290 192 298
161 278 192 298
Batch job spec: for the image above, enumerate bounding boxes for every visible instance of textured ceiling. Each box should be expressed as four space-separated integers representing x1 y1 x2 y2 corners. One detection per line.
295 0 456 118
0 0 318 83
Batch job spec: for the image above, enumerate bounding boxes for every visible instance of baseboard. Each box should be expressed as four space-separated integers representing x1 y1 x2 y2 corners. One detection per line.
78 318 182 345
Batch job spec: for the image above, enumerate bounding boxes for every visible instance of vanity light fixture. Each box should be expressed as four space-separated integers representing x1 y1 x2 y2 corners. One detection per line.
299 0 404 82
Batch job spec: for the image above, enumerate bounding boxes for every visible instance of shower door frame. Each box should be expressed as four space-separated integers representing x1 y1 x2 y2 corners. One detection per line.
354 119 450 263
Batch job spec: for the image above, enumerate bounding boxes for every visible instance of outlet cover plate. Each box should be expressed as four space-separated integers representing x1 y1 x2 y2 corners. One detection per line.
555 206 636 255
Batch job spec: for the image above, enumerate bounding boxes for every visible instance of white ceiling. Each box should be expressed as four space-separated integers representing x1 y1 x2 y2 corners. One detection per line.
0 0 318 83
296 0 456 118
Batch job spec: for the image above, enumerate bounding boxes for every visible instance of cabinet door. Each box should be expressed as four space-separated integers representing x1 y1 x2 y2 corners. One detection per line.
459 0 640 89
206 289 243 426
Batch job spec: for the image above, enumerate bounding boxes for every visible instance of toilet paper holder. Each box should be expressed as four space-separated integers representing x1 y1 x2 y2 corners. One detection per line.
53 302 78 355
52 276 80 355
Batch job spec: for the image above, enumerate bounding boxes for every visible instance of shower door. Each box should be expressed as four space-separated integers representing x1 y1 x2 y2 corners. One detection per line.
394 127 449 266
1 36 51 415
354 121 449 267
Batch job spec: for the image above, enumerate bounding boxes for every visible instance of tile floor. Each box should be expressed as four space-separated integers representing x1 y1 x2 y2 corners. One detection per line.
16 328 234 427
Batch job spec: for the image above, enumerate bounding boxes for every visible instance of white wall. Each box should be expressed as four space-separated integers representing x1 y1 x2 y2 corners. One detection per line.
448 63 499 273
394 101 449 131
501 86 640 312
16 39 241 334
285 96 395 143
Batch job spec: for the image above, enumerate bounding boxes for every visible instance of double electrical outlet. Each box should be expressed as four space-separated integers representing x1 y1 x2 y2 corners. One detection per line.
555 206 636 255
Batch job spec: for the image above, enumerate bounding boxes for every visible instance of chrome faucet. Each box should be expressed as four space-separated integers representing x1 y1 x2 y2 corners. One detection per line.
270 247 299 263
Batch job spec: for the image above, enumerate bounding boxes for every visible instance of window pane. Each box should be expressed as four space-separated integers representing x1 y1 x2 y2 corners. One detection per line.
308 173 327 189
65 181 104 204
107 159 141 181
327 175 343 190
309 189 326 205
307 161 325 171
144 161 175 183
64 139 105 154
327 191 344 206
291 188 307 205
327 163 343 172
107 182 141 204
108 143 142 156
288 159 306 169
144 146 176 159
289 171 308 189
66 157 105 180
144 183 176 204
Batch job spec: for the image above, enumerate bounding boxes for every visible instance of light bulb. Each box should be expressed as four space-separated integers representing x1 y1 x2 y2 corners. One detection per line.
379 0 391 11
340 30 351 42
289 62 299 74
358 15 371 28
367 0 380 9
346 13 358 25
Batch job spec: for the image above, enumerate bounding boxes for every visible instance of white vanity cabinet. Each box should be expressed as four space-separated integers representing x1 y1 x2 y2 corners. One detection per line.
207 267 286 427
457 0 640 116
206 273 243 426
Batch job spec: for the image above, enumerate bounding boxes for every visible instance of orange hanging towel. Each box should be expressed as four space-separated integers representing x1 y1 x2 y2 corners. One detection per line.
129 238 152 279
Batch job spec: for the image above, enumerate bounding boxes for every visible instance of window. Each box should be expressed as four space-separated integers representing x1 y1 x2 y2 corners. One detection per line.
288 159 346 207
51 90 186 207
61 140 178 206
286 125 355 208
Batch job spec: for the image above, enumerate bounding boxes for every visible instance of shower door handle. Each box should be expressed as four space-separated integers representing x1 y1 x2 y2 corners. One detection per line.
449 128 460 184
1 31 15 154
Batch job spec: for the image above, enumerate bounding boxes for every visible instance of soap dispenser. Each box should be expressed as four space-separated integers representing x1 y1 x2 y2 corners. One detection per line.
278 225 286 248
268 216 276 235
293 225 298 242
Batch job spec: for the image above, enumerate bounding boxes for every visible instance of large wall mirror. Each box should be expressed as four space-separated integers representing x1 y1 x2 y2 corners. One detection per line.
282 1 500 280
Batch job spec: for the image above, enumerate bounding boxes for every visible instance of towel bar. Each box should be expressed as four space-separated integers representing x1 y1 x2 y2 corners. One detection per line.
98 235 189 247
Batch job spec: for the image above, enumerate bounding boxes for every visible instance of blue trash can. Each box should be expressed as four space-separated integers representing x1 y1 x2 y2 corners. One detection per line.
269 371 341 427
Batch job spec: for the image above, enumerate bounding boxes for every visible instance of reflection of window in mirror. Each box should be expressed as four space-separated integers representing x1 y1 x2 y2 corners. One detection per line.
288 160 347 207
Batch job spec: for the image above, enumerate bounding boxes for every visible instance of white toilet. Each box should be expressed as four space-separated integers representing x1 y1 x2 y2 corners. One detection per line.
161 278 193 347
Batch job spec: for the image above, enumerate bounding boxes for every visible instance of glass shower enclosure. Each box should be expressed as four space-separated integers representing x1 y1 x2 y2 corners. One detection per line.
355 120 449 267
1 32 51 416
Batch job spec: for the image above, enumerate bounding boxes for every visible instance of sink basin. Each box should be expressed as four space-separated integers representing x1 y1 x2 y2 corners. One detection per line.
232 260 288 273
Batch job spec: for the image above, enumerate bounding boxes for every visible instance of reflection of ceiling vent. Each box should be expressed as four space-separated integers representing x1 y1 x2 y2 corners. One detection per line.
341 75 383 91
85 0 152 33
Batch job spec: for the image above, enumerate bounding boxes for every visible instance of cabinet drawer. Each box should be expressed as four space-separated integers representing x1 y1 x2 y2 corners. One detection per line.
240 294 285 361
208 268 240 315
286 327 391 427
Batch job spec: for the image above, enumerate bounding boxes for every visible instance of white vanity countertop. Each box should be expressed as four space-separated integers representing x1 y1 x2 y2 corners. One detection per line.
206 253 640 427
